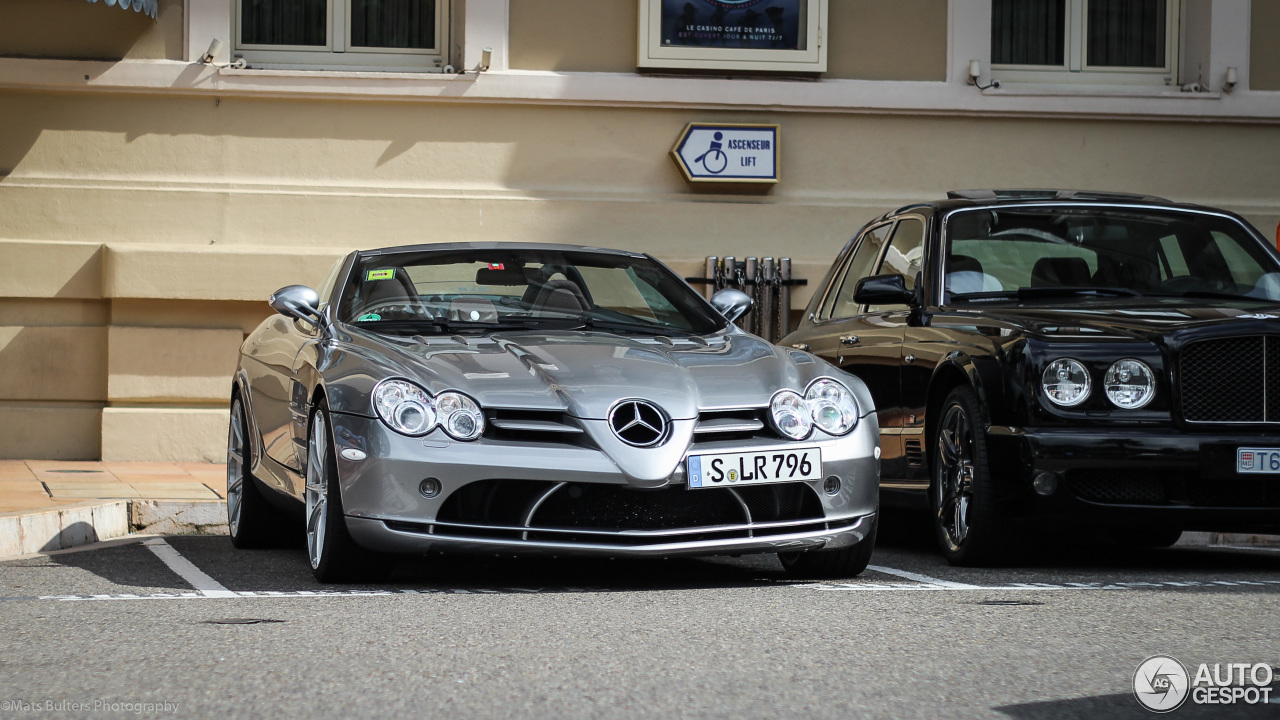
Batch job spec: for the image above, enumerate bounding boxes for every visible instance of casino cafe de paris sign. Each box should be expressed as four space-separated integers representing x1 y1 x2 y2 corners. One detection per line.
671 123 779 184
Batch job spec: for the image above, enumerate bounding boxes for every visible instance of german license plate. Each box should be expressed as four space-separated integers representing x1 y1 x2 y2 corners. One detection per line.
1237 447 1280 474
687 448 821 489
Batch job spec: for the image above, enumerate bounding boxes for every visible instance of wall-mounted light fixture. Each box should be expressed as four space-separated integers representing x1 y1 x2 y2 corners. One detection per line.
201 39 246 69
968 60 1000 91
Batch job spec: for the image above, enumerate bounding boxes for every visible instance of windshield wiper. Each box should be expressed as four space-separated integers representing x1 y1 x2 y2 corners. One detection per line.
348 318 540 335
572 315 692 336
1141 290 1260 301
952 287 1142 303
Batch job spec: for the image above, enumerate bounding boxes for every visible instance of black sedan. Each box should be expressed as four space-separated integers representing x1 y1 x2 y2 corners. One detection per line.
782 190 1280 565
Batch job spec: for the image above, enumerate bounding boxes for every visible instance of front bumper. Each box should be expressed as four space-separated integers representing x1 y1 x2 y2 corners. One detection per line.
329 412 879 556
987 426 1280 532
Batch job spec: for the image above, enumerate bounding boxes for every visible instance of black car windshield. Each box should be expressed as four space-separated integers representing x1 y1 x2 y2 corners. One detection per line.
943 207 1280 303
338 248 726 335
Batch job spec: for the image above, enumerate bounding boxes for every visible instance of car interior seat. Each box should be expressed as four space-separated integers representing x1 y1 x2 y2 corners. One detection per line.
946 254 1003 294
531 277 589 315
1030 257 1092 287
360 268 419 308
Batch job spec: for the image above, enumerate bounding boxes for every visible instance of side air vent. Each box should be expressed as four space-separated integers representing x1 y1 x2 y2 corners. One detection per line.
905 440 925 468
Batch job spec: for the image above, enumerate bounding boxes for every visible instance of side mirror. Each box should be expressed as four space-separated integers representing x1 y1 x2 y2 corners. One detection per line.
710 288 753 323
853 274 915 306
269 285 322 327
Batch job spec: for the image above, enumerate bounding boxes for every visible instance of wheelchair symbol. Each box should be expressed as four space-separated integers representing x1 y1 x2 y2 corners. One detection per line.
694 132 728 174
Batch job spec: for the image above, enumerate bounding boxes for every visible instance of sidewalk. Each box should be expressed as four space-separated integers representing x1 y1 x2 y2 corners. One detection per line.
0 460 227 558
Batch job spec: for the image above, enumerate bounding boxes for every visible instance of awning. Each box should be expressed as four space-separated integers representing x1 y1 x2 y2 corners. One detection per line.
86 0 158 19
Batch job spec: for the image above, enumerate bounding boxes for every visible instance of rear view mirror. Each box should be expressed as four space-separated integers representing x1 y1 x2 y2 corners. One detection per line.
853 275 915 306
269 285 322 327
710 289 753 323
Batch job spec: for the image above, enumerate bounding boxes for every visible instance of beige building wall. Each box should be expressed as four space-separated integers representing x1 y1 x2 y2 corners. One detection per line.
2 0 1279 461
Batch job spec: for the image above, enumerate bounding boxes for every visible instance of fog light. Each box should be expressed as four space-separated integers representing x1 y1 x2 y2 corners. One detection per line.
823 476 841 495
1033 472 1059 496
419 478 442 498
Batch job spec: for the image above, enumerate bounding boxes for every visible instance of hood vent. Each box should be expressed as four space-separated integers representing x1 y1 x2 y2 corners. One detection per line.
694 408 768 441
485 409 587 443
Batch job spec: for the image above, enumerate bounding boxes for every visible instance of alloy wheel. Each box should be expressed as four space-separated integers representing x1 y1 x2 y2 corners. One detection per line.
305 412 329 570
935 402 975 550
226 399 247 537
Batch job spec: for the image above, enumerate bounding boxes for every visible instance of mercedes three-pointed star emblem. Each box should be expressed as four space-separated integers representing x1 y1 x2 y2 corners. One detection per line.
608 400 669 447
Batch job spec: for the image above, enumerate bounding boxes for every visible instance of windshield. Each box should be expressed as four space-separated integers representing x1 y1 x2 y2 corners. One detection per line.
943 207 1280 303
338 248 726 335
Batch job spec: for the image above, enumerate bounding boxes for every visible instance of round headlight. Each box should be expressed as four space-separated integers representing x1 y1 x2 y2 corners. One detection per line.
770 390 813 440
436 391 485 441
1042 358 1091 407
373 379 437 436
805 378 860 436
1104 359 1155 409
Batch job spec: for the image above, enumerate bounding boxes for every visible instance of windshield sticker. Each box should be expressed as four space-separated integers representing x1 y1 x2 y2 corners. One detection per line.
366 269 396 281
488 263 505 270
356 313 381 322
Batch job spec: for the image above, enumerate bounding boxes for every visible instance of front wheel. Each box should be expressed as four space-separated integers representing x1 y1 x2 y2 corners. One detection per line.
227 396 285 548
779 512 877 579
930 386 1017 566
306 403 393 583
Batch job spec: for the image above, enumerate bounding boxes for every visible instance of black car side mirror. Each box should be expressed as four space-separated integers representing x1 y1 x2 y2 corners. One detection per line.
853 274 916 306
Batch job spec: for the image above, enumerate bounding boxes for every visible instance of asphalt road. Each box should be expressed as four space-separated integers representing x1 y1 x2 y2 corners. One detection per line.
0 513 1277 720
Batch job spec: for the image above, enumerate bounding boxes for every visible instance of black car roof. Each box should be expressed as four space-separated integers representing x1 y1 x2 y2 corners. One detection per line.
889 189 1225 218
358 241 647 259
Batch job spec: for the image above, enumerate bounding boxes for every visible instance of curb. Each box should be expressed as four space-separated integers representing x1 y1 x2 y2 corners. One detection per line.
0 499 226 560
1179 531 1280 547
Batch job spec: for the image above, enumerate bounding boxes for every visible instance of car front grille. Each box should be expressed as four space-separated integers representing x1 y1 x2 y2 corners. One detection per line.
1180 336 1277 423
1067 469 1280 508
420 478 829 546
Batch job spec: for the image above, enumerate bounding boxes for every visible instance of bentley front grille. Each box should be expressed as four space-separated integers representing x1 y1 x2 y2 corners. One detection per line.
1067 468 1280 508
1180 335 1278 423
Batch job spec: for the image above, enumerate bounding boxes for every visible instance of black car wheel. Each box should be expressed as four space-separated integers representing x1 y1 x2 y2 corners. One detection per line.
779 511 877 579
227 396 284 549
931 386 1014 566
306 402 393 583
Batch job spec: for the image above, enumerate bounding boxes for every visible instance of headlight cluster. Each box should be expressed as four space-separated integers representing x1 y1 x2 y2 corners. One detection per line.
372 379 485 440
1041 358 1156 409
770 378 860 440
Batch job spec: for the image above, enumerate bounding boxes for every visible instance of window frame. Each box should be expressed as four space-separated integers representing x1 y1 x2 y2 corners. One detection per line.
817 220 896 322
230 0 451 71
991 0 1180 87
636 0 828 74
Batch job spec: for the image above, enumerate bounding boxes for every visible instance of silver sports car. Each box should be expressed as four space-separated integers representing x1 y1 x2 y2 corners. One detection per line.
228 243 880 582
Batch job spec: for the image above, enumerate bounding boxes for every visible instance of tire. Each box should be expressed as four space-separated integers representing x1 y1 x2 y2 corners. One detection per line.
930 386 1017 566
306 402 394 583
780 511 877 579
227 395 286 549
1109 527 1183 548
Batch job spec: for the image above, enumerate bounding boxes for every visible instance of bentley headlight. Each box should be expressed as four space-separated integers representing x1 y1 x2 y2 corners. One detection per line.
1104 359 1155 409
1042 358 1091 407
770 390 813 440
373 379 437 436
805 378 860 436
436 391 485 441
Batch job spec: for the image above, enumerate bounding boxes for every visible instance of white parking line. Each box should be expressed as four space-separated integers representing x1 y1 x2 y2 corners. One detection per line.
141 538 236 598
866 564 982 589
